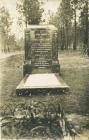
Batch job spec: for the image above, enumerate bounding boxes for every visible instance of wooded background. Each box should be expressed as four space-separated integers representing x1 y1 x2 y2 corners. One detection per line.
0 0 89 54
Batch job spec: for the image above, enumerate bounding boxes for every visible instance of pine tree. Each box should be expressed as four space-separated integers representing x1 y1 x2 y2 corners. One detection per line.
54 0 73 50
17 0 43 26
79 0 89 54
0 6 12 52
70 0 83 50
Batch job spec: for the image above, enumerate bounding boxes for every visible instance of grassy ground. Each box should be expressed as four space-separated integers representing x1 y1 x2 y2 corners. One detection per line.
59 50 89 114
1 50 89 113
0 50 89 139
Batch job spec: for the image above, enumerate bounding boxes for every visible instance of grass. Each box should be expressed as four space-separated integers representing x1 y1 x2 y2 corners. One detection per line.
1 50 89 114
59 50 89 114
1 50 89 139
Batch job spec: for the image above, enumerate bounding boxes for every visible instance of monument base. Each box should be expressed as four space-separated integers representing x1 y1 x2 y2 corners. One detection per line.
16 73 69 96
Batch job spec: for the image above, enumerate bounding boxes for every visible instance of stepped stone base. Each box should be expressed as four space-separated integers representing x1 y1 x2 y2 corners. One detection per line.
16 73 69 96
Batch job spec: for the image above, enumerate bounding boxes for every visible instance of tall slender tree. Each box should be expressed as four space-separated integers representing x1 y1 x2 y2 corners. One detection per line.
0 6 12 52
84 0 89 52
17 0 43 26
70 0 83 50
79 0 89 53
49 0 73 50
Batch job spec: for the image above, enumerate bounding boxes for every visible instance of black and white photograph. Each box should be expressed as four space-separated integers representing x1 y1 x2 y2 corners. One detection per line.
0 0 89 139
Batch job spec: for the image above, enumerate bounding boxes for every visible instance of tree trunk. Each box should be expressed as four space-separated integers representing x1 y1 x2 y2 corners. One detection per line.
61 26 65 50
65 22 69 50
73 9 77 50
25 17 27 27
85 0 88 50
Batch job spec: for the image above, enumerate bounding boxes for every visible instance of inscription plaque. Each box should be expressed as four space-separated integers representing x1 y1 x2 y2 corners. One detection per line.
31 29 52 67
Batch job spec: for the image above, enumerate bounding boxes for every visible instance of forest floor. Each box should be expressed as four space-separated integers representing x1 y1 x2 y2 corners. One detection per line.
0 51 23 59
0 50 89 139
59 50 89 113
59 50 89 139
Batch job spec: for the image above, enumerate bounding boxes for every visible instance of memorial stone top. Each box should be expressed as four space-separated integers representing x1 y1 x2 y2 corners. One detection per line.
25 24 57 31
